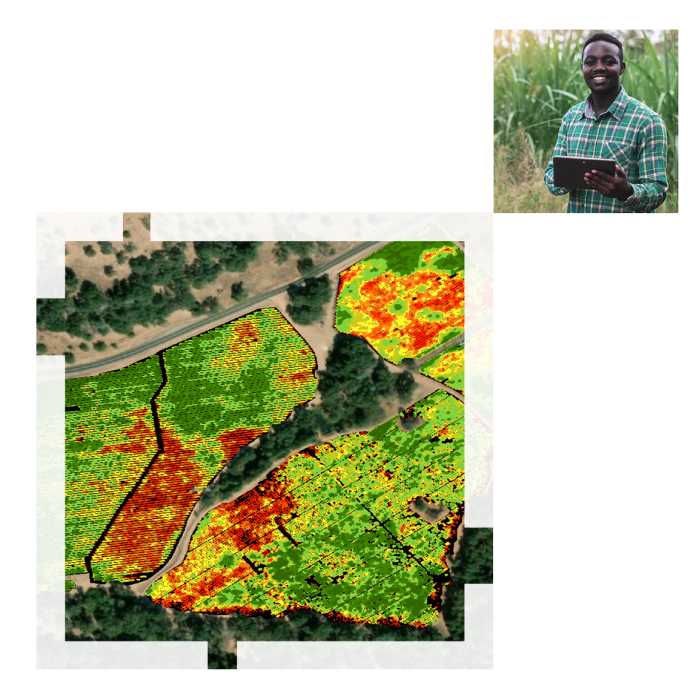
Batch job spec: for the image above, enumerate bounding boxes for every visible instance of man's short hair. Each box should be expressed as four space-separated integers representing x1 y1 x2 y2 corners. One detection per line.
581 32 622 63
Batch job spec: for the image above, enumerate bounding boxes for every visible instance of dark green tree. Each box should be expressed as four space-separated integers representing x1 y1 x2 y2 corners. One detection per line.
189 302 204 318
187 258 222 289
166 278 196 309
73 281 104 313
286 274 332 325
371 359 396 397
317 242 334 255
444 528 493 641
207 650 238 669
317 334 391 431
193 242 260 273
201 296 219 314
83 245 96 257
37 297 74 333
193 241 218 260
163 241 187 259
296 257 315 277
401 357 418 372
65 267 79 292
129 254 159 284
273 246 289 264
230 281 247 302
147 250 178 286
323 333 377 378
273 241 315 265
394 370 416 403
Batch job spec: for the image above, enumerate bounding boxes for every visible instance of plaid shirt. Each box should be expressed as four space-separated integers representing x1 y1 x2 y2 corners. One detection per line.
544 85 668 212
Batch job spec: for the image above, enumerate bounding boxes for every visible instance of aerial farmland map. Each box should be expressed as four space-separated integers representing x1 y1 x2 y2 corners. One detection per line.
36 213 493 669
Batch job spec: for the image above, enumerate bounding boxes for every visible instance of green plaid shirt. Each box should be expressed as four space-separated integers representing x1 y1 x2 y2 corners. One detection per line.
544 85 668 212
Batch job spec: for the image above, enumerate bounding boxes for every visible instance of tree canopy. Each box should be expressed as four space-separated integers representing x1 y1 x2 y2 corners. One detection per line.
65 576 445 666
444 527 493 641
65 267 78 292
273 241 316 265
286 274 333 325
37 242 262 342
230 281 247 302
316 334 398 432
394 370 416 403
296 257 315 277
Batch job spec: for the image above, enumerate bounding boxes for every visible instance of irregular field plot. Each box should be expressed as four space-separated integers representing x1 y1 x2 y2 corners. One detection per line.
66 355 162 575
419 344 465 394
66 308 318 583
335 241 465 364
147 391 475 627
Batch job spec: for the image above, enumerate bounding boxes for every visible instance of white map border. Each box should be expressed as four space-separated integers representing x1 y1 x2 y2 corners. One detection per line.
36 212 493 669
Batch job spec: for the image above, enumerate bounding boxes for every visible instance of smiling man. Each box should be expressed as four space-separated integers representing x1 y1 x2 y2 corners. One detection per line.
544 32 668 213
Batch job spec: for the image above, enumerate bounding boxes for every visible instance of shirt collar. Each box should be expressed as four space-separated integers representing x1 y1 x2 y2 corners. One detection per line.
582 84 628 120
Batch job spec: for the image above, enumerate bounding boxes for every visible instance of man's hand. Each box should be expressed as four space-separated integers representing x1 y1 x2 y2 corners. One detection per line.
583 165 633 201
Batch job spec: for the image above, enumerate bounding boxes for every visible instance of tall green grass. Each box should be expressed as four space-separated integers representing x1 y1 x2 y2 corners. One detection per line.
494 30 678 212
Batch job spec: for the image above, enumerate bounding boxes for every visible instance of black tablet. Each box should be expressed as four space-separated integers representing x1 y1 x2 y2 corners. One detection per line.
553 156 616 190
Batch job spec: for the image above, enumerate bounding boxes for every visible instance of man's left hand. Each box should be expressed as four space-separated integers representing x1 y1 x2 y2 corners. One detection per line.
583 165 633 201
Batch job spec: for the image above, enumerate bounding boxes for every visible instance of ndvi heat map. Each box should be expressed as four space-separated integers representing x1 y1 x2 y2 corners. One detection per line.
65 240 483 628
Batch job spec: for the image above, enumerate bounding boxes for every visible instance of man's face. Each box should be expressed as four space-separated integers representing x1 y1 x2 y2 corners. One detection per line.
581 40 625 96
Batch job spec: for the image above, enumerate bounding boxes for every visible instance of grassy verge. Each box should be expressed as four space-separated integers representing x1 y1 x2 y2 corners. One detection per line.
495 131 677 213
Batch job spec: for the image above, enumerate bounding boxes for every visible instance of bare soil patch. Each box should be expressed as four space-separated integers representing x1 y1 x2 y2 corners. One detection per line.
39 221 363 369
432 611 450 638
62 212 160 292
67 573 100 593
431 520 466 639
408 497 451 524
